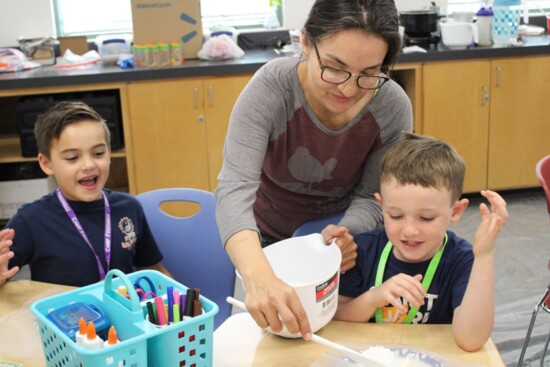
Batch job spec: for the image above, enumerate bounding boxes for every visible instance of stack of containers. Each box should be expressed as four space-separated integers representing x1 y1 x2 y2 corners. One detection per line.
132 42 184 67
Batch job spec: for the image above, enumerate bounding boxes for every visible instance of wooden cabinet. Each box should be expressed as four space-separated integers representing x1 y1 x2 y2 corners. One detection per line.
488 56 550 190
127 74 251 194
422 60 491 192
421 56 550 193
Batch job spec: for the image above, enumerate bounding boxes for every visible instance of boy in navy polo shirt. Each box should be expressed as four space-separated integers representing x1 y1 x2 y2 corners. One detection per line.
335 133 508 351
0 101 170 287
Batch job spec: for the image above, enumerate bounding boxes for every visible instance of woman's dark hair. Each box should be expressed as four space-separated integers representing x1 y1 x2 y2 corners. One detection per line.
303 0 401 72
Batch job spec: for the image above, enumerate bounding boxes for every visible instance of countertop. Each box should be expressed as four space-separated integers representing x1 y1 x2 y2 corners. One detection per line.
1 35 548 91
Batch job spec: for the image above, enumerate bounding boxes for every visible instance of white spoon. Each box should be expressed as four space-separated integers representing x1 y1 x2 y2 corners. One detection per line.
226 296 386 367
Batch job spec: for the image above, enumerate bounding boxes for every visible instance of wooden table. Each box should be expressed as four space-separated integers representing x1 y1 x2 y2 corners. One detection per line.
213 313 506 366
0 280 74 366
0 280 506 367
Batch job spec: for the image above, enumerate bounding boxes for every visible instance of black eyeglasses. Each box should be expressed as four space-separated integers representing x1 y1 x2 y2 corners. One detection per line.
313 42 389 91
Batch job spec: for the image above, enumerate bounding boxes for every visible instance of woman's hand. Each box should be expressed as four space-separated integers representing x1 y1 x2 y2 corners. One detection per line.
226 229 312 339
243 271 311 339
0 228 19 284
322 225 357 272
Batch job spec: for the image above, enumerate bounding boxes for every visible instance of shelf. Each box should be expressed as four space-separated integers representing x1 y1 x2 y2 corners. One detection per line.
0 135 126 163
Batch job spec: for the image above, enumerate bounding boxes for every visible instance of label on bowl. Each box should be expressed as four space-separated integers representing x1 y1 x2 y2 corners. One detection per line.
315 271 338 318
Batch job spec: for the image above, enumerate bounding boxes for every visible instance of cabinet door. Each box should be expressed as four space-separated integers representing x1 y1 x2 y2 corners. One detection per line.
127 79 209 193
422 60 491 193
204 75 251 191
488 56 550 190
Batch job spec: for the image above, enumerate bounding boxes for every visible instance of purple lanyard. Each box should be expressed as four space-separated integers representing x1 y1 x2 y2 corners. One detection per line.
56 188 111 280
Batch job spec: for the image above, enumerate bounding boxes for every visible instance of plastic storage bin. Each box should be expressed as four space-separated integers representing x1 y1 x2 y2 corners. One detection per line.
30 269 218 367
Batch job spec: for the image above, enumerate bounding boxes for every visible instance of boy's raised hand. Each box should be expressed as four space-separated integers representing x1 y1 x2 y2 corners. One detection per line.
473 190 508 257
0 228 19 283
372 273 426 315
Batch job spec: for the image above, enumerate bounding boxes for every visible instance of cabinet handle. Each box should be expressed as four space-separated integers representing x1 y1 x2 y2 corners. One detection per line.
197 115 205 122
208 85 214 107
482 85 490 106
193 87 199 109
495 66 501 87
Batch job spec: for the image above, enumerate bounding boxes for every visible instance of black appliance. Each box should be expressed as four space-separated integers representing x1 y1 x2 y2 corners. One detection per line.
400 10 441 49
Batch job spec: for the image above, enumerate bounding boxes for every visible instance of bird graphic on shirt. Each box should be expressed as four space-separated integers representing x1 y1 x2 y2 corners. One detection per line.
288 147 337 185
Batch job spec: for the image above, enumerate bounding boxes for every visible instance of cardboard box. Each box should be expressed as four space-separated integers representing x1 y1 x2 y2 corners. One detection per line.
58 36 89 56
131 0 203 60
0 178 55 219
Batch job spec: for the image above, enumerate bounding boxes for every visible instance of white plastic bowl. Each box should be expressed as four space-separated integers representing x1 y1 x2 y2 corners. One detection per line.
440 21 477 49
238 233 341 338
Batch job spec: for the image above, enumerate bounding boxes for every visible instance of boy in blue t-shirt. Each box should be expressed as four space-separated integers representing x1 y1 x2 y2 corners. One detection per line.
0 101 170 287
335 132 508 352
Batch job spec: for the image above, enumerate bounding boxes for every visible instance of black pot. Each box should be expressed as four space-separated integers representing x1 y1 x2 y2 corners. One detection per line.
400 11 438 37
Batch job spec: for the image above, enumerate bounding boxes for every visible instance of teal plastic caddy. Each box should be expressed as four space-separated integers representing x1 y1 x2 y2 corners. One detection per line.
30 269 218 367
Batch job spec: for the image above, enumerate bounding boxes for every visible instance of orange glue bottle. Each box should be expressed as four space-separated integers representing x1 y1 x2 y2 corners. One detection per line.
81 321 104 350
104 326 120 347
75 317 87 346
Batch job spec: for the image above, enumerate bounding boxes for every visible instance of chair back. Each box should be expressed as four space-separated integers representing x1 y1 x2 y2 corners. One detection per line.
292 211 345 237
536 155 550 215
136 188 235 329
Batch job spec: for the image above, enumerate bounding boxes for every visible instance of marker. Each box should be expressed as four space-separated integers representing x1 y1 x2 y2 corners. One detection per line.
75 317 87 346
184 289 195 317
167 286 174 323
154 296 167 326
193 299 202 317
104 326 120 346
180 294 187 320
173 289 181 323
146 301 157 325
81 321 104 350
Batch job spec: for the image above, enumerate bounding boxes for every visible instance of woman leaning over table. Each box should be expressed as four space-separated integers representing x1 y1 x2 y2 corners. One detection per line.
215 0 412 339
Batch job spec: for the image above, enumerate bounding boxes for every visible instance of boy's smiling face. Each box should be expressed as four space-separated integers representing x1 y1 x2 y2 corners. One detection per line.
376 177 468 263
38 120 111 202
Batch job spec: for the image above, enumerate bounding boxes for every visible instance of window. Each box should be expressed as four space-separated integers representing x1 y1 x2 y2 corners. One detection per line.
447 0 550 16
53 0 282 38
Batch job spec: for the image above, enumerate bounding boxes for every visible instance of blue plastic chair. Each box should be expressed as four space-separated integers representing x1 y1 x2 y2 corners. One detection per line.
136 188 235 329
292 211 346 237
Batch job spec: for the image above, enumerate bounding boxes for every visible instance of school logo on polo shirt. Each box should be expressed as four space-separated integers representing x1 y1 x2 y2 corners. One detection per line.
119 217 137 249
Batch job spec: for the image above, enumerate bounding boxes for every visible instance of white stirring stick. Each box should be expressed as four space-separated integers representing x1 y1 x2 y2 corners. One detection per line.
226 296 386 367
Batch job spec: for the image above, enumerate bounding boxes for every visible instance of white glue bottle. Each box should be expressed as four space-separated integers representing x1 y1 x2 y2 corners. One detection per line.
104 326 120 347
75 317 88 346
81 321 104 350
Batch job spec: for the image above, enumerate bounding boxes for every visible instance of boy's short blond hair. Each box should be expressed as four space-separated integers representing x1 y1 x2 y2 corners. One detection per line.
380 132 465 202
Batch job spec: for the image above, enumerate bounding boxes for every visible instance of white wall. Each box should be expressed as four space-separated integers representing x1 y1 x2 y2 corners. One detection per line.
0 1 55 47
0 0 448 47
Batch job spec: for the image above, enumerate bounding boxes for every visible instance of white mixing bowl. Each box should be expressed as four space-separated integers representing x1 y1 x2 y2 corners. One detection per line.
238 233 342 338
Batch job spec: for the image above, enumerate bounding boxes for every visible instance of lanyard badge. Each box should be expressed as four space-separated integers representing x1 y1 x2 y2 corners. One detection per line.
56 188 112 280
374 233 448 324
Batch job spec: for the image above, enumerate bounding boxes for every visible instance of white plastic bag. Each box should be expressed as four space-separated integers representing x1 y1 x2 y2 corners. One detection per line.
197 34 245 61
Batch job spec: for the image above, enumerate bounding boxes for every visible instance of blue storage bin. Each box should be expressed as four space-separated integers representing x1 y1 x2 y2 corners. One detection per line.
30 269 218 367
